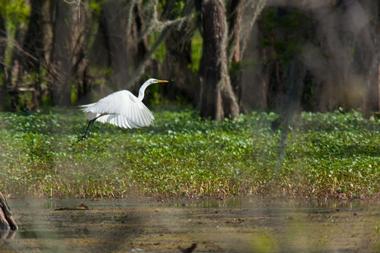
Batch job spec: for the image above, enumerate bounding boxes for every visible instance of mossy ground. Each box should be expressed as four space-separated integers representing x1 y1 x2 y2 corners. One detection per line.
0 108 379 199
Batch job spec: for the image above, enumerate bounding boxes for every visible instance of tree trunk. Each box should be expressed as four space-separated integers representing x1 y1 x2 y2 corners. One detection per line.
227 0 243 63
71 3 91 103
242 44 271 111
98 0 148 90
23 0 45 70
162 0 199 104
227 0 267 111
227 0 244 105
51 0 73 105
0 14 22 111
21 0 53 109
163 30 199 104
130 3 148 69
365 42 380 113
363 0 380 113
199 0 239 120
0 15 6 110
51 0 88 106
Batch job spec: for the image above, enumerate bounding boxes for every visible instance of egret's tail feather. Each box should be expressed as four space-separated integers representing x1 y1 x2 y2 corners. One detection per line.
79 103 96 109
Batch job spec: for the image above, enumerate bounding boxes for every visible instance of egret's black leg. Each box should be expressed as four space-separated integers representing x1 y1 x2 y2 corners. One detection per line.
79 118 96 141
78 114 107 141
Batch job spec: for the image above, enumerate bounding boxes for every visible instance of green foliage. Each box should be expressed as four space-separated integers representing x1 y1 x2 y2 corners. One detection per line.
150 33 167 63
0 0 30 69
0 0 30 26
88 0 103 15
190 31 202 72
0 109 379 199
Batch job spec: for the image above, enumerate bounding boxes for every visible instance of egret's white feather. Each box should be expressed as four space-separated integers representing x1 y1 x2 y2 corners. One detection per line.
81 90 154 129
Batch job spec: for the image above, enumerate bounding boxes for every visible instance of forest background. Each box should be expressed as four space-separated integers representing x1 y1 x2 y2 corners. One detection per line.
0 0 379 118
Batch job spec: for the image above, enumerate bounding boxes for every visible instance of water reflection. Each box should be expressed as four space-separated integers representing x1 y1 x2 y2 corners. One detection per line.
0 229 15 240
1 198 379 253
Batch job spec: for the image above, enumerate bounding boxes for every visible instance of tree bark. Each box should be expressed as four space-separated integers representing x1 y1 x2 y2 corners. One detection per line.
227 0 243 63
227 0 244 105
71 3 91 103
23 0 46 70
162 0 199 104
363 0 380 113
199 0 239 120
227 0 267 111
130 3 148 69
51 0 89 106
0 15 6 110
97 0 148 90
21 0 53 109
0 14 22 111
51 0 73 105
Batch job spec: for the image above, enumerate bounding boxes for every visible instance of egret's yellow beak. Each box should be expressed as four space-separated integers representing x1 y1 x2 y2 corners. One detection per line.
157 79 169 84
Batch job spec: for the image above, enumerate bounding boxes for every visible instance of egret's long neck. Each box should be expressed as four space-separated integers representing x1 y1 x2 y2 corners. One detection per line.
137 81 152 102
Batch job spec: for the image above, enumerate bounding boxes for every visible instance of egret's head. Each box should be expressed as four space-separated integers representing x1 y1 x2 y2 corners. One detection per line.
146 78 169 85
138 78 169 101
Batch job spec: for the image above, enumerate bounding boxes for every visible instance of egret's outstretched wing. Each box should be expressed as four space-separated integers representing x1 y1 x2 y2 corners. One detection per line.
80 90 154 129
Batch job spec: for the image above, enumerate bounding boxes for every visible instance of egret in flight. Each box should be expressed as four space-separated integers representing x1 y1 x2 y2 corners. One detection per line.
79 78 169 139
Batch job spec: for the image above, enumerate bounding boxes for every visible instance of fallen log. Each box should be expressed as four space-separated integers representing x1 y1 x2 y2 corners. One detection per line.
0 193 17 231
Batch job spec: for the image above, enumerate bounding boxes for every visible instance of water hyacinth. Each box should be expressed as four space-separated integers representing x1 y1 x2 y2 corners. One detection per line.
0 109 379 199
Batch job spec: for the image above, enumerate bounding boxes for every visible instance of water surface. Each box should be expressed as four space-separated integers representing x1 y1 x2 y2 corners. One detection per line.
1 198 379 252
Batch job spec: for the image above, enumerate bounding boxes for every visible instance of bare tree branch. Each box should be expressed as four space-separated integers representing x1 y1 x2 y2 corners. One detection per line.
0 37 63 85
127 15 192 88
63 0 82 20
240 0 267 56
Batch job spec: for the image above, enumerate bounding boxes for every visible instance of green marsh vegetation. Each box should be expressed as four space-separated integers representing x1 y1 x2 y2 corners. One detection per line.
1 1 379 201
1 2 380 252
0 108 379 200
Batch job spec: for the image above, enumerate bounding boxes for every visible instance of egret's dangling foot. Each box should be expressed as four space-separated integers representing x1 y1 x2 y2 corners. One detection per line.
78 118 97 141
79 78 169 133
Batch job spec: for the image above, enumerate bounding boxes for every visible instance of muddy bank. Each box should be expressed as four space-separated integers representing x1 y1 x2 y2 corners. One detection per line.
0 198 379 253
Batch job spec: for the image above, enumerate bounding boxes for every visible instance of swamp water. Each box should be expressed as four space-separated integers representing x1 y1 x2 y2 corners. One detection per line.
0 198 379 253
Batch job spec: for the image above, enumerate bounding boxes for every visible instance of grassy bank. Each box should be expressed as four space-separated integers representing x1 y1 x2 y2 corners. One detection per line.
0 108 379 199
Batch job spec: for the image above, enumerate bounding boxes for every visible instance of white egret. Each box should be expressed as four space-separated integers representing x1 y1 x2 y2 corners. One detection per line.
79 78 169 138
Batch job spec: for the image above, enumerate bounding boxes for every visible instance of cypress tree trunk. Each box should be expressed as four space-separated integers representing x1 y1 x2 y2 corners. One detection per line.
130 3 148 68
163 29 199 104
51 0 89 106
23 0 45 70
227 0 243 63
97 0 147 90
162 0 199 104
199 0 239 120
364 0 380 113
0 15 6 110
227 0 243 104
22 0 53 109
51 0 73 106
